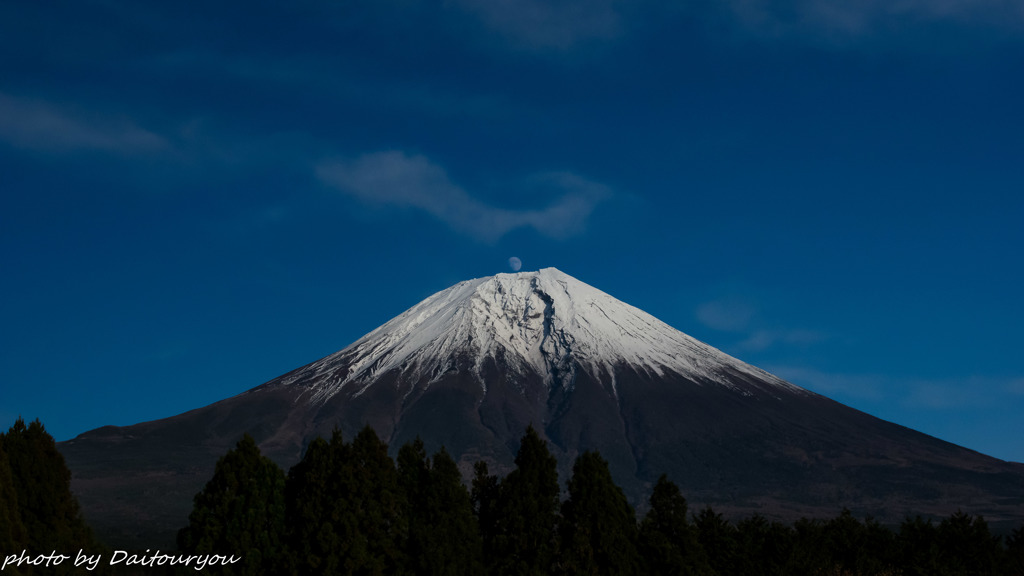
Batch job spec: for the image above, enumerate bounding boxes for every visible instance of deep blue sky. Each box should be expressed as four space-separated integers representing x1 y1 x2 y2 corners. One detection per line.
2 1 1023 462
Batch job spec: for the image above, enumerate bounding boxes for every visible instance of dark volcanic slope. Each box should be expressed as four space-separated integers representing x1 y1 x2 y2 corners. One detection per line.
59 269 1024 548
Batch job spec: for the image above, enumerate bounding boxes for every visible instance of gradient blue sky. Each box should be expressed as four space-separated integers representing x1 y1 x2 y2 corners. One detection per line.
2 1 1023 462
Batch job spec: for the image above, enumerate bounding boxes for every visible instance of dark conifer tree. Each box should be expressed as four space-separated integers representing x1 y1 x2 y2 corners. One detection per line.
694 506 738 576
492 425 561 576
2 417 97 571
283 432 348 575
936 511 1001 576
788 511 898 576
559 451 640 576
789 518 829 576
177 433 286 575
470 460 501 568
822 509 866 572
344 425 407 575
397 435 429 573
284 426 407 575
1006 523 1024 575
398 438 436 574
898 516 942 576
0 439 28 575
397 437 430 514
733 514 793 576
638 475 712 576
861 514 899 574
400 446 482 575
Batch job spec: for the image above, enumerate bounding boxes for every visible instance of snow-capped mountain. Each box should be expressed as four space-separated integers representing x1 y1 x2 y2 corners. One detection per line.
283 268 805 404
59 269 1024 548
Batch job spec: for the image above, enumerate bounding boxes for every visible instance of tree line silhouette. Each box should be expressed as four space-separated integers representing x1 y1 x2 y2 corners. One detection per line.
177 424 1024 576
3 416 1024 575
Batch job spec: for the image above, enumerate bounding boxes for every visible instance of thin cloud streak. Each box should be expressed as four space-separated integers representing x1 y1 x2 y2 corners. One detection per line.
771 365 1024 410
316 151 609 242
446 0 1024 53
450 0 623 51
694 298 824 352
770 366 1024 461
1007 379 1024 395
720 0 1024 41
767 365 888 401
736 328 825 352
903 376 1022 410
156 50 516 122
695 299 757 332
0 93 167 154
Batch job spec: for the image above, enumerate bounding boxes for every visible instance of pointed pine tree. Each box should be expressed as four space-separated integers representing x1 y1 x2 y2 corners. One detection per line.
559 450 640 576
177 433 286 575
400 442 483 576
342 425 407 575
471 460 501 566
936 510 1000 576
284 426 408 576
694 506 739 576
789 517 830 575
861 515 899 574
898 516 942 576
638 474 712 576
492 425 561 576
2 417 98 572
398 438 431 573
1006 523 1024 575
820 509 897 575
429 447 483 574
283 431 348 575
0 438 28 576
733 514 793 576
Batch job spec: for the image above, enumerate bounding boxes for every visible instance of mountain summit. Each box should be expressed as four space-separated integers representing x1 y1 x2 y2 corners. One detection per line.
59 269 1024 547
290 267 804 405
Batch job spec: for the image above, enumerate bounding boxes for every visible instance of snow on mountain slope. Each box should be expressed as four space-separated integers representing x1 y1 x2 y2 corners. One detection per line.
288 268 808 403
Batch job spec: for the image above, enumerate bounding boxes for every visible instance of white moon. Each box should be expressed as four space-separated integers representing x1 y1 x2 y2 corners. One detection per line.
508 256 522 272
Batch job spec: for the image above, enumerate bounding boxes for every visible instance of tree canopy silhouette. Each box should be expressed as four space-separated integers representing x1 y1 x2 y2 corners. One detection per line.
559 450 640 576
1 417 102 575
177 433 286 575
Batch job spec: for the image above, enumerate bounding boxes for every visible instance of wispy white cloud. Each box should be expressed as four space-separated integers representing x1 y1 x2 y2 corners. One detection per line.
695 298 824 351
770 365 1024 410
904 380 975 410
720 0 1024 42
157 50 516 123
767 367 1024 461
695 299 757 332
736 328 825 352
445 0 1024 54
0 92 167 154
766 365 888 400
450 0 623 52
316 150 608 242
903 376 1023 410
